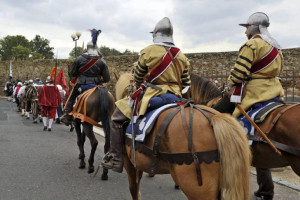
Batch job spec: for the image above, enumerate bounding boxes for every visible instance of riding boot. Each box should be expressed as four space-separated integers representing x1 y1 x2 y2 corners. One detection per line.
101 108 128 173
254 168 274 200
61 100 74 126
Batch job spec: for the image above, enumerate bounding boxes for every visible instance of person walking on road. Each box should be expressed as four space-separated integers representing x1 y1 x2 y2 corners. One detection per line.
38 77 61 131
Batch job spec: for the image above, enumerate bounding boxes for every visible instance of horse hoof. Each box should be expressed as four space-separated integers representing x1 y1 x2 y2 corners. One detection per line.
79 165 85 169
79 162 86 169
70 127 74 132
147 173 155 178
101 174 108 180
174 184 180 190
88 167 94 174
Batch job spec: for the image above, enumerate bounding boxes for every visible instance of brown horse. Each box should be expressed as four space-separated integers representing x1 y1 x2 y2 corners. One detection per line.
23 84 43 122
190 73 300 176
71 86 115 180
115 73 251 200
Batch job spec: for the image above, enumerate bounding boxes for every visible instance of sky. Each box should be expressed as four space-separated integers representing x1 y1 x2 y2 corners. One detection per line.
0 0 299 59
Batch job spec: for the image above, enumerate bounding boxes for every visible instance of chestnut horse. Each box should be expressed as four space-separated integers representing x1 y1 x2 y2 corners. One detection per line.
190 73 300 176
115 73 251 200
71 86 115 180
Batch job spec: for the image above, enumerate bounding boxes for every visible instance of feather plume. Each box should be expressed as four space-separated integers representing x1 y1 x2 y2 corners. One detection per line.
89 28 102 46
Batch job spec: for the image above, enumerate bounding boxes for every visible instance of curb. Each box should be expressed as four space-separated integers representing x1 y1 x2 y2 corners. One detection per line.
93 127 105 137
251 170 300 192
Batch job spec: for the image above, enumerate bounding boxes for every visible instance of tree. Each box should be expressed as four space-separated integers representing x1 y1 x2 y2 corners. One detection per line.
100 45 122 56
0 34 54 60
11 45 31 60
69 47 84 58
30 52 44 60
67 45 138 59
30 35 54 59
0 35 30 60
122 49 138 56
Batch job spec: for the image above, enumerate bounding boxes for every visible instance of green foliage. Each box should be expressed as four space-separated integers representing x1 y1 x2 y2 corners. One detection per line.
68 45 138 59
69 47 84 58
0 35 30 60
122 49 138 55
100 46 138 56
0 34 54 60
100 45 122 56
30 35 54 59
11 45 31 60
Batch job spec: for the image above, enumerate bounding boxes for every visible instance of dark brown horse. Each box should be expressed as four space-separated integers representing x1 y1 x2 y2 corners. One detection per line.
70 86 115 180
115 73 251 200
190 73 300 176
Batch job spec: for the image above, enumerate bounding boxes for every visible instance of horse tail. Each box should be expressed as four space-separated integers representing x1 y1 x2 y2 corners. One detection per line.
211 113 251 200
98 87 111 151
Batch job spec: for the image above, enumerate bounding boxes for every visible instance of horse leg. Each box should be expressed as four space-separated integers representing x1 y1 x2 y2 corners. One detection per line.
170 163 219 200
124 154 143 200
32 101 38 124
101 129 110 180
70 119 74 132
285 153 300 176
83 123 98 174
74 121 86 169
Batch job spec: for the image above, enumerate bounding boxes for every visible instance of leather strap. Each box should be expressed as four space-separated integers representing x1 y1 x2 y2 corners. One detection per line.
78 58 100 74
249 135 300 157
265 103 300 134
126 137 219 164
149 106 181 176
164 47 182 92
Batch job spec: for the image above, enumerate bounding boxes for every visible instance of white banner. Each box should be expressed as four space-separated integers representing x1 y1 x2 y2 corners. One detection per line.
9 61 12 77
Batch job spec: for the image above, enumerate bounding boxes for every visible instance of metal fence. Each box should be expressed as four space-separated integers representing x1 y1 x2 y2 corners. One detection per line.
197 68 300 103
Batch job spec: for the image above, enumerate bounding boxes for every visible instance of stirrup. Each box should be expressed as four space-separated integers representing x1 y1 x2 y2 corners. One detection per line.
101 153 123 173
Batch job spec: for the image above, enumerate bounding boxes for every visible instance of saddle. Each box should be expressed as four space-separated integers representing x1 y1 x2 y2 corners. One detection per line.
69 86 103 127
125 93 183 142
254 101 285 123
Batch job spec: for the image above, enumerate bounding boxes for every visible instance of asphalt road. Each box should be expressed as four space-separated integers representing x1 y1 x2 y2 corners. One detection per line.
0 98 299 200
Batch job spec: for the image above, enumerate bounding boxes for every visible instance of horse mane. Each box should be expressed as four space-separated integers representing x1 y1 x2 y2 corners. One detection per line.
190 73 222 104
115 73 132 100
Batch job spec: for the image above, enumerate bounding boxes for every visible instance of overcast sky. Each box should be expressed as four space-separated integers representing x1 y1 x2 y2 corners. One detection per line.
0 0 299 59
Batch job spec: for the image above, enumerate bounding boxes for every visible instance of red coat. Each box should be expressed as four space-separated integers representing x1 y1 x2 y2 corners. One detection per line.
38 84 61 107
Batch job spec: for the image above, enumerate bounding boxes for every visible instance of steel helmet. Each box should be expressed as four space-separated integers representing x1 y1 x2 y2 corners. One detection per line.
151 17 174 44
45 76 52 83
239 12 280 49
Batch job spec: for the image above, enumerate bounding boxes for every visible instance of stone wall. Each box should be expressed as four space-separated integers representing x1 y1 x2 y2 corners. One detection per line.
1 48 299 97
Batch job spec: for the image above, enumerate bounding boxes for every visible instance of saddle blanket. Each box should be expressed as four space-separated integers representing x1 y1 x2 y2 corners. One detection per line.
126 103 178 142
237 97 283 144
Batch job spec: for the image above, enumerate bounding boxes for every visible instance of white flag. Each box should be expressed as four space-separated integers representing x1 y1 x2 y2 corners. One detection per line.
9 61 12 77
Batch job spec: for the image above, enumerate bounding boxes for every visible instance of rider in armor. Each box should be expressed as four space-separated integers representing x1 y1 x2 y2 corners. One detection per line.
228 12 284 200
101 17 191 173
61 29 110 126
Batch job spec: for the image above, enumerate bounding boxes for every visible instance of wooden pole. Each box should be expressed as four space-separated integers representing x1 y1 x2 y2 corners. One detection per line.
236 104 281 155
